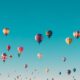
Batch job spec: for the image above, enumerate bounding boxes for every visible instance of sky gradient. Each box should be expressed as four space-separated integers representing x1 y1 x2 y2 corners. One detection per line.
0 0 80 80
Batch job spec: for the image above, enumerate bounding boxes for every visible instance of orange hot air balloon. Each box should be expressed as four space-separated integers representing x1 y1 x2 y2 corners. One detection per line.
3 28 10 36
1 53 7 62
17 47 23 57
65 37 72 45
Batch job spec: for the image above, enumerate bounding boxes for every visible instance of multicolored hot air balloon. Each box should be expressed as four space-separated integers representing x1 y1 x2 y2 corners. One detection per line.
35 34 43 44
65 37 72 45
1 53 7 62
73 31 80 38
46 30 53 38
17 47 23 57
7 45 11 51
3 28 10 36
37 53 42 59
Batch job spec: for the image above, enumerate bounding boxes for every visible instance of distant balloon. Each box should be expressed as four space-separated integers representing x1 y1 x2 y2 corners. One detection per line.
73 31 80 38
52 78 54 80
24 64 28 69
65 37 72 45
45 68 49 73
9 54 13 59
37 53 42 59
67 69 71 75
3 28 10 36
46 30 53 38
62 57 67 62
7 45 11 51
1 53 7 62
73 68 76 72
35 34 43 44
17 47 23 57
59 72 61 75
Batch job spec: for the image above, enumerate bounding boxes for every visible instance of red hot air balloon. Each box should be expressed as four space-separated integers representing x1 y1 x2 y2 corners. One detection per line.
7 45 11 51
35 34 43 44
17 47 23 57
1 53 7 62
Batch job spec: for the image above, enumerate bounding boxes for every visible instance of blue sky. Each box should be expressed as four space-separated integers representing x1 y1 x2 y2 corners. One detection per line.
0 0 80 80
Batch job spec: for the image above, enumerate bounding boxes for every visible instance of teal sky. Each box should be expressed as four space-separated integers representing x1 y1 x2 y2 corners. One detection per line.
0 0 80 80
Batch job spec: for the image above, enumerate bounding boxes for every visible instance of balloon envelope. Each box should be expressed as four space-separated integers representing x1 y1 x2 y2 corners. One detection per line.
46 30 52 38
17 47 23 53
1 53 7 62
35 34 43 44
67 69 71 75
7 45 11 51
3 28 10 36
62 57 67 62
37 53 42 59
65 37 72 45
73 31 80 38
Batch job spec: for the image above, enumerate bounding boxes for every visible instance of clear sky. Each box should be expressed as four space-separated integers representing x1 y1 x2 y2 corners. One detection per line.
0 0 80 80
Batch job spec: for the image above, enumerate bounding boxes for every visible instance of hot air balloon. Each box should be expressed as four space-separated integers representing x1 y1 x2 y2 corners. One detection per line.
73 31 80 38
9 54 13 59
37 53 42 59
59 72 61 75
1 53 7 62
35 34 43 44
62 57 67 62
17 47 23 57
73 68 76 72
24 64 28 69
67 69 71 75
65 37 72 45
3 28 10 36
7 45 11 51
46 30 52 38
45 68 49 74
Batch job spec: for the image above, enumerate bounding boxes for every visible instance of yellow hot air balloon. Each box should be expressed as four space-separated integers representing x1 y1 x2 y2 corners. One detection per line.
3 28 10 36
65 37 72 45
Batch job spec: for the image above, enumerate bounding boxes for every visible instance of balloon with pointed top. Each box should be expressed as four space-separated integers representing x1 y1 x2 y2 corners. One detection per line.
17 47 23 57
46 30 52 38
7 45 11 51
65 37 72 45
3 28 10 36
1 53 7 62
35 34 43 44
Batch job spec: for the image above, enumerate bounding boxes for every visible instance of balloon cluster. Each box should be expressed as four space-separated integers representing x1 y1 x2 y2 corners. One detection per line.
35 30 53 44
65 31 80 45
